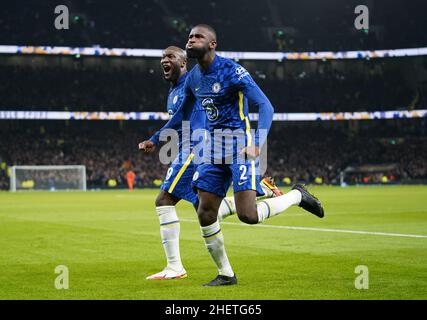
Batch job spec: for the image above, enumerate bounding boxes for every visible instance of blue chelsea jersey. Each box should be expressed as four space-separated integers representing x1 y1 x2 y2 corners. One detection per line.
166 72 205 150
150 55 274 158
185 55 255 134
166 73 187 117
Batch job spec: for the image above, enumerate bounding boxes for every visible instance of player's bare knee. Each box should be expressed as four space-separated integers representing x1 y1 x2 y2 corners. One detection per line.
155 191 177 207
237 212 259 225
197 203 217 225
236 205 258 224
197 205 216 219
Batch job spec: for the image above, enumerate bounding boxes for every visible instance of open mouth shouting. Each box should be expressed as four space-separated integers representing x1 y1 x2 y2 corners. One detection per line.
162 63 173 79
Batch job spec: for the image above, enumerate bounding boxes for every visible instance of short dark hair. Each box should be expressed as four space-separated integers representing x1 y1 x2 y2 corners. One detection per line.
164 46 187 61
193 24 217 41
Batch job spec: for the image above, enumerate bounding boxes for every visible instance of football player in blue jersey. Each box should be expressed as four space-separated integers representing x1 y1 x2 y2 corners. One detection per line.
139 46 282 281
146 26 325 286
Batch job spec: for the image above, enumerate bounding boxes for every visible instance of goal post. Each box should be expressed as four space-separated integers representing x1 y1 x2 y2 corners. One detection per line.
10 165 87 192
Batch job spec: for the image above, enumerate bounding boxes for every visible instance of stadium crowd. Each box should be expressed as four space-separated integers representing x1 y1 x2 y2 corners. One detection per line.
1 121 426 190
0 1 426 191
0 57 422 113
1 0 425 51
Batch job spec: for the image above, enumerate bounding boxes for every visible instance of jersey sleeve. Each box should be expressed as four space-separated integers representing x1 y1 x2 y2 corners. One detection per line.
229 64 274 148
149 75 196 145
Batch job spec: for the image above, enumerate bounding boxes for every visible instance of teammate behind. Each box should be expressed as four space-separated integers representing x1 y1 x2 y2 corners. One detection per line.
138 46 281 280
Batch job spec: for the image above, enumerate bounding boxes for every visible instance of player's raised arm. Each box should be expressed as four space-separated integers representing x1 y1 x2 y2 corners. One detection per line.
149 89 195 146
139 84 195 153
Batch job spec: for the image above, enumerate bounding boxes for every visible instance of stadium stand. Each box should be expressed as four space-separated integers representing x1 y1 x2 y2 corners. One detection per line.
0 55 424 112
0 0 426 51
1 120 426 190
0 0 426 190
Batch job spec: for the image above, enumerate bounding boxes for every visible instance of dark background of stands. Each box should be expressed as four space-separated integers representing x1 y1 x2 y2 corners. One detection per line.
1 119 426 190
0 55 426 113
1 0 426 51
0 0 426 189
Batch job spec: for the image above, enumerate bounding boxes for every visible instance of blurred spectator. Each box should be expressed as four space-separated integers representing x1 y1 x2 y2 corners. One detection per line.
0 57 423 113
0 0 425 51
0 120 426 190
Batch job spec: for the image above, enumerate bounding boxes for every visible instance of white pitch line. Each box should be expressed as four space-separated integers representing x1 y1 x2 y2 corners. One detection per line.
180 219 427 239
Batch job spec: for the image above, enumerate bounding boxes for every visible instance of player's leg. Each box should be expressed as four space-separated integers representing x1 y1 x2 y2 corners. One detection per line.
155 190 182 273
192 164 237 286
256 184 324 222
233 187 301 224
146 190 187 280
259 176 283 198
233 189 258 224
146 157 197 280
217 196 235 221
217 176 282 221
197 189 237 286
232 162 324 224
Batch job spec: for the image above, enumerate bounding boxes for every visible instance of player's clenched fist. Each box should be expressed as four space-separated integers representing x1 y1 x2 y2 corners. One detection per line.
138 140 156 153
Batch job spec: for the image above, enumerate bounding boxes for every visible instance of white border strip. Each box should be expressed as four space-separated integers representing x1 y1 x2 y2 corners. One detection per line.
181 218 427 239
1 45 427 60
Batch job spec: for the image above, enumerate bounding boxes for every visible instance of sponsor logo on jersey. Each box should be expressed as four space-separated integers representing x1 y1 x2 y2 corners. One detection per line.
235 66 246 75
236 66 250 81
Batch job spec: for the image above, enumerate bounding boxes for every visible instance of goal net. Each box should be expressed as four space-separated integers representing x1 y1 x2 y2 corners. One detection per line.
10 165 86 192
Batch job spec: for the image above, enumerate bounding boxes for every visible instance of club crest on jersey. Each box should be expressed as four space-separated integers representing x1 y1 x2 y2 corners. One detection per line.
212 82 221 93
173 95 178 104
202 98 219 121
192 171 199 181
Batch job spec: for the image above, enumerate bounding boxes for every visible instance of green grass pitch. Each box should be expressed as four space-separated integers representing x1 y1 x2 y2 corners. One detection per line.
0 186 426 300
